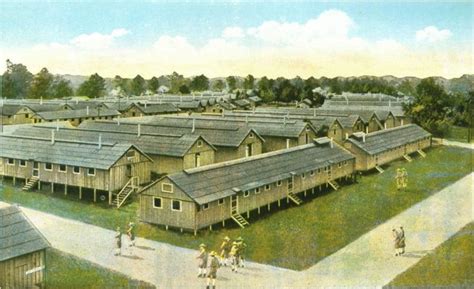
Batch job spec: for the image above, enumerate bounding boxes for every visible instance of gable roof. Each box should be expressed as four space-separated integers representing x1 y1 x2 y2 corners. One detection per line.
0 205 50 262
0 134 149 169
144 140 354 205
346 124 431 155
33 108 120 120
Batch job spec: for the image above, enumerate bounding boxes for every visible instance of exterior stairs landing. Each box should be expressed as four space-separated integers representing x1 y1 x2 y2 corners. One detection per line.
22 176 39 191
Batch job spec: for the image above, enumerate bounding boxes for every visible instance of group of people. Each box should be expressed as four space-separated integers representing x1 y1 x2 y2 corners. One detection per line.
395 168 408 190
392 226 406 256
114 222 136 256
197 236 247 289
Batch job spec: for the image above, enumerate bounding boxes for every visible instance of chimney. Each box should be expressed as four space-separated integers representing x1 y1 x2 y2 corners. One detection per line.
51 130 55 144
86 106 90 115
192 118 195 133
56 119 60 131
362 134 366 143
384 122 387 129
116 116 120 125
313 108 316 117
137 124 141 137
144 101 148 109
330 137 334 148
366 126 369 134
98 134 102 149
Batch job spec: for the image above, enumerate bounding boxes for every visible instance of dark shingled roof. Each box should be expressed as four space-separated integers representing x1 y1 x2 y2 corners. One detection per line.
347 124 431 155
0 104 22 116
0 205 50 262
34 108 120 120
148 140 354 204
134 103 180 114
0 134 147 169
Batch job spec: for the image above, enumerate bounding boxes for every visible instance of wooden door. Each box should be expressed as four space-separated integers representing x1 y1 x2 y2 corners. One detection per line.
32 162 39 177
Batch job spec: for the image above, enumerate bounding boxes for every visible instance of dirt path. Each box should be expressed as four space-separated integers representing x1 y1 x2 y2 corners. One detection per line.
1 173 472 288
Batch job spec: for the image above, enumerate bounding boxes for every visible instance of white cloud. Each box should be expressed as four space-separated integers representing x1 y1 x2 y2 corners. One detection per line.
222 26 244 39
416 26 452 43
70 28 130 50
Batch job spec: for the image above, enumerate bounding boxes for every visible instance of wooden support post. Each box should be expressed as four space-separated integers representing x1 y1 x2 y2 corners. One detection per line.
79 187 82 200
25 178 28 185
278 200 281 207
319 185 321 191
258 207 261 214
38 181 41 190
165 225 169 231
181 228 184 233
209 225 212 231
51 182 54 194
108 190 112 205
246 211 250 218
222 220 225 227
312 187 315 194
286 197 289 204
304 190 307 197
267 203 271 211
64 184 67 195
194 229 197 236
93 189 97 203
13 177 16 186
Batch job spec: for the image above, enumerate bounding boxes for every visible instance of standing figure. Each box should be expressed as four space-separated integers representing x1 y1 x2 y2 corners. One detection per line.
206 251 220 289
229 241 240 272
197 243 208 278
398 226 406 255
401 168 408 189
219 236 231 266
395 168 403 190
392 228 401 256
127 222 136 247
114 227 122 256
236 236 247 268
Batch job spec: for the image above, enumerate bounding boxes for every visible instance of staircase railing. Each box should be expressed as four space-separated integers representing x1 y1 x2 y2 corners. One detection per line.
116 176 139 209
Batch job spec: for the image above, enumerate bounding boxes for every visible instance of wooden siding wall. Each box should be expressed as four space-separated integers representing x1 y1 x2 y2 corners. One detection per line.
182 141 215 169
261 136 298 152
327 123 344 142
154 155 184 175
298 128 318 145
367 117 382 133
0 250 45 289
213 133 264 163
109 150 151 191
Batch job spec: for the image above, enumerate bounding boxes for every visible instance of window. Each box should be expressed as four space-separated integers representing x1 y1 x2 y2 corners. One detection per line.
195 153 201 167
218 199 225 206
19 160 27 167
249 132 254 138
87 168 96 176
7 158 15 165
44 163 53 171
153 197 162 209
126 150 136 159
171 200 182 211
305 133 309 144
338 162 342 168
317 168 321 173
202 203 209 210
265 184 271 191
73 166 81 174
255 187 261 194
162 183 174 193
197 140 203 147
243 190 250 197
59 164 67 172
310 170 314 176
25 113 29 118
333 129 337 135
301 173 306 179
277 180 282 186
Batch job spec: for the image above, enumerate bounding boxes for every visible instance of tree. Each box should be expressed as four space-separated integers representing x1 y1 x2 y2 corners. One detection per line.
243 74 255 90
49 77 73 98
148 76 160 93
169 72 186 93
113 75 130 95
179 84 190 94
77 73 105 98
226 76 237 91
212 79 225 91
131 74 146 96
257 76 275 102
190 74 209 91
2 59 33 99
29 68 54 99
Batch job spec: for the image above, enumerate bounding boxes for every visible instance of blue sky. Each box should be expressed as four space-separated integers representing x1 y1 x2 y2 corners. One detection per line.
0 1 472 77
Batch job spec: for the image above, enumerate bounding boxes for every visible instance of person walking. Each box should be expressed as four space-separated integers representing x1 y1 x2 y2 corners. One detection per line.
127 222 136 247
236 236 247 268
395 168 402 190
401 168 408 189
392 228 401 256
206 251 220 289
219 236 231 266
114 227 122 256
398 226 406 255
229 241 240 272
197 243 208 278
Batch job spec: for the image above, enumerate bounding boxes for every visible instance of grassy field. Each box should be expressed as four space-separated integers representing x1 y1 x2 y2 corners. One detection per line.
386 222 474 288
1 146 472 270
46 249 155 289
446 125 473 143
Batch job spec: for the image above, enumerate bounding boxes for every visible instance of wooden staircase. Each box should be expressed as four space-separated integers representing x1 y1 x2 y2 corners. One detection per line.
417 149 426 158
230 195 249 228
403 154 413 162
375 165 385 174
288 192 303 205
113 177 139 209
327 179 340 191
22 176 39 191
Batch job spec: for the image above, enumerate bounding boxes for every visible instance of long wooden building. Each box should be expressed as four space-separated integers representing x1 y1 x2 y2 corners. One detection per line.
343 124 432 172
0 205 50 289
138 137 356 233
0 134 152 206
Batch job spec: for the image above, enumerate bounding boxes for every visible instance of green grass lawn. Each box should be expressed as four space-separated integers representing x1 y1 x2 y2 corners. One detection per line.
446 125 473 143
386 222 474 288
46 249 155 289
1 146 472 270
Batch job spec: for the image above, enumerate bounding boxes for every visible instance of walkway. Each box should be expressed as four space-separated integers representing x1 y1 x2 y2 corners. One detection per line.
1 173 472 288
434 138 474 150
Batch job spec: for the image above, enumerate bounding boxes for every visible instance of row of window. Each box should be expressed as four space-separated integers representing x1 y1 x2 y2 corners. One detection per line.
6 159 96 176
153 197 182 211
